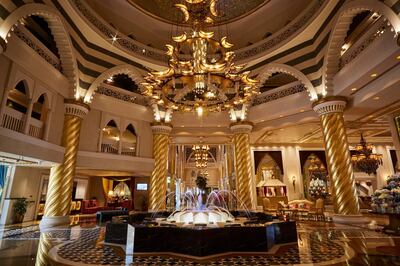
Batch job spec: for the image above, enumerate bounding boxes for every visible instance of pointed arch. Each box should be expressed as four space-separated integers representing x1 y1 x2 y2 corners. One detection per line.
257 63 318 101
84 64 145 102
322 0 400 95
0 3 78 97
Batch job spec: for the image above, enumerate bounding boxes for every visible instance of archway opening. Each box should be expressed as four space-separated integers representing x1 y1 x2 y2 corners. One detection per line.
3 80 30 132
101 120 120 154
121 124 137 156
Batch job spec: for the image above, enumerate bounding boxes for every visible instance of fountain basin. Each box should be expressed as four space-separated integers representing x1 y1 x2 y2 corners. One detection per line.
167 209 234 225
105 212 297 257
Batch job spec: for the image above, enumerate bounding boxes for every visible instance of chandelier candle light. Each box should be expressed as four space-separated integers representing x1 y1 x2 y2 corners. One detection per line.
141 0 259 117
351 134 383 175
193 143 210 168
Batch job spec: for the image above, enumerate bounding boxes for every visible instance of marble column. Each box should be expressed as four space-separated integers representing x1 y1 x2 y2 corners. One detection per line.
312 97 360 215
148 122 172 212
40 99 90 229
230 121 254 210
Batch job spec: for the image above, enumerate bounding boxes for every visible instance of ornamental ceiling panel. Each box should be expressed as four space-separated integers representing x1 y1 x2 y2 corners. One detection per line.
128 0 267 25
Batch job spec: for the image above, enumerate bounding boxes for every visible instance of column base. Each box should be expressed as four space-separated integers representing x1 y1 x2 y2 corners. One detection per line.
40 216 70 230
332 214 370 224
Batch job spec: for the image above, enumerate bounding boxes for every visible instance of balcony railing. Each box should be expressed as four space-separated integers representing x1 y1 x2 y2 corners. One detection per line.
1 107 44 139
2 107 23 133
121 147 136 157
101 143 118 154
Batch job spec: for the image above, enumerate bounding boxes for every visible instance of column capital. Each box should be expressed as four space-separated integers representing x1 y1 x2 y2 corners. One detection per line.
64 99 90 119
230 121 253 134
151 122 173 134
312 96 347 116
0 37 6 54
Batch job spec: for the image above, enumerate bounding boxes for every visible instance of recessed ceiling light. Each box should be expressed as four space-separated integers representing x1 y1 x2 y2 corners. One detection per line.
373 96 380 100
181 125 185 127
396 55 400 60
369 115 374 118
217 125 221 127
370 73 378 78
260 119 265 122
351 87 357 91
279 115 283 118
300 109 305 112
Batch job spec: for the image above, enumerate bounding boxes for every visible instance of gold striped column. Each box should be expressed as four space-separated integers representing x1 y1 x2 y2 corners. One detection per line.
35 232 53 266
313 97 359 215
40 99 90 228
148 122 172 212
230 121 254 210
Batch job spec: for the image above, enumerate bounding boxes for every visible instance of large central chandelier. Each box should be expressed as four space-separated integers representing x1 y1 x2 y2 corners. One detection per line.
141 0 258 116
351 134 383 175
192 144 210 168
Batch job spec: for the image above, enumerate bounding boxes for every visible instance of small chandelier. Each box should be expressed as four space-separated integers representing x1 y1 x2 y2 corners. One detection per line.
308 155 327 179
192 144 210 168
140 0 258 117
351 134 383 175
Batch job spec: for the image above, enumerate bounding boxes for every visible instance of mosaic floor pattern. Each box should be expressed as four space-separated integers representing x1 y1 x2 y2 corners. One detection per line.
1 222 400 265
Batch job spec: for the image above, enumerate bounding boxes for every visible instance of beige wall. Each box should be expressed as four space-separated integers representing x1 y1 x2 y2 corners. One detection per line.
0 55 12 103
79 108 102 152
47 93 65 146
1 166 48 224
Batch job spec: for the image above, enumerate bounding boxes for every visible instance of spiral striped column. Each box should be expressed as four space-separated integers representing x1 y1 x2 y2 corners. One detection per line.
41 99 90 228
148 123 172 212
35 232 53 266
313 97 359 215
230 122 254 210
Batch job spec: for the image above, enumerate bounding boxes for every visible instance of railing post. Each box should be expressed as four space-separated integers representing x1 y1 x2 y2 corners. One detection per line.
23 99 34 134
42 108 52 141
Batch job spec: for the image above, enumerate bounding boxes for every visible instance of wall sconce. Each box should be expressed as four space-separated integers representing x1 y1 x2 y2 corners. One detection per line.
292 176 296 192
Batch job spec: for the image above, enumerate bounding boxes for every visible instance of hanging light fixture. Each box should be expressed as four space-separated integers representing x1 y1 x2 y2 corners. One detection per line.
140 0 258 117
192 143 210 168
351 134 383 175
308 155 327 179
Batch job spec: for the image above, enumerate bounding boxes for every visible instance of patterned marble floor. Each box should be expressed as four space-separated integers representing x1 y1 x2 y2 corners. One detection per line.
0 221 399 265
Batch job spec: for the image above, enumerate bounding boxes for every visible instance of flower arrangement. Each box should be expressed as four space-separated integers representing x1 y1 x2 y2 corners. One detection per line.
371 174 400 213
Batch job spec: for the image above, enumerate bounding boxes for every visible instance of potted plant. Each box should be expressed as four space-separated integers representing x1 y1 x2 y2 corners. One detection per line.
13 197 29 224
196 175 208 206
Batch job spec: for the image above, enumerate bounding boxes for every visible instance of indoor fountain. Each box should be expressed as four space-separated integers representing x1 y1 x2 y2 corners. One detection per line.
105 190 297 257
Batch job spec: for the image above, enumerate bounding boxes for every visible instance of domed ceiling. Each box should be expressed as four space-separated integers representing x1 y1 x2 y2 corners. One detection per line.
86 0 314 50
127 0 268 25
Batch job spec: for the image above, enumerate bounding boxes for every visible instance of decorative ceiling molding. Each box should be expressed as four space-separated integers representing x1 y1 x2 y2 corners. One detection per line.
69 0 326 66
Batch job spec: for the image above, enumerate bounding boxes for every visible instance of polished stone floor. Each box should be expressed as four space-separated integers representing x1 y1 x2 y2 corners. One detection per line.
0 221 399 265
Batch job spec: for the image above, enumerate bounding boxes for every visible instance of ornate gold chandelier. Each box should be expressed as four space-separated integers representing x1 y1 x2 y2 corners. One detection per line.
141 0 258 116
351 134 383 175
192 144 210 168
